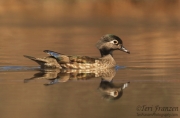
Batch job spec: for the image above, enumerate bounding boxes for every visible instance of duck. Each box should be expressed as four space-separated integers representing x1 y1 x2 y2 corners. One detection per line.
24 34 130 69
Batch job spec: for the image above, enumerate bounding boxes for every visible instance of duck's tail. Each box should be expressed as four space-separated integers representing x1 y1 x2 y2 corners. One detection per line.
23 55 48 66
24 55 62 68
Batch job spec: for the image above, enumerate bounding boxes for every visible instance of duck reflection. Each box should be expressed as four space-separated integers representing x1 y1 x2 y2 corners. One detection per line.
24 68 117 84
24 68 130 101
99 79 129 101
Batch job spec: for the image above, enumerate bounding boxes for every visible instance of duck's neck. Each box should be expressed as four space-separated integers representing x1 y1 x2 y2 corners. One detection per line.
99 49 113 57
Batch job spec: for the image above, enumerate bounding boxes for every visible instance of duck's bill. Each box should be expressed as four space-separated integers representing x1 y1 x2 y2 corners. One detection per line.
120 46 130 54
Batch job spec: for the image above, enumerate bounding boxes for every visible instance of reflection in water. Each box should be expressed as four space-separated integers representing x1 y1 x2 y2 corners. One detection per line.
24 68 116 83
24 68 130 101
99 79 129 101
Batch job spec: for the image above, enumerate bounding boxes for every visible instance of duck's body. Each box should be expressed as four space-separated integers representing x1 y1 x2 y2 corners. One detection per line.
24 34 130 69
24 52 116 69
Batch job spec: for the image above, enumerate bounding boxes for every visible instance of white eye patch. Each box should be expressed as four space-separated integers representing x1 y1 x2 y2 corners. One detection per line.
110 40 119 45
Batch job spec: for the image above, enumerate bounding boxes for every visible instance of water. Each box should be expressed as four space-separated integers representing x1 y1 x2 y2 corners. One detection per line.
0 1 180 118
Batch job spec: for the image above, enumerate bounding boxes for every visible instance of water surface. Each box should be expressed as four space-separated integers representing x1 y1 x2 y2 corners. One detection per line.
0 1 180 118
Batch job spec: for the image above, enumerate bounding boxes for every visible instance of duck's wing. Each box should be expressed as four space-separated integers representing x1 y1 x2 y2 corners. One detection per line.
44 50 96 64
43 50 70 63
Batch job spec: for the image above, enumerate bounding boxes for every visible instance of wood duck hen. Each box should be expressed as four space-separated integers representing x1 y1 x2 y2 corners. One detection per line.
24 34 130 69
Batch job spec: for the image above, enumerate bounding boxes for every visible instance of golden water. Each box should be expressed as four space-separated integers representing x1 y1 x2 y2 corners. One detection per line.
0 1 180 118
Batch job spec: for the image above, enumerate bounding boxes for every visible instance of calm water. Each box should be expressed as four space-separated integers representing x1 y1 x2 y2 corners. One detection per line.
0 24 179 118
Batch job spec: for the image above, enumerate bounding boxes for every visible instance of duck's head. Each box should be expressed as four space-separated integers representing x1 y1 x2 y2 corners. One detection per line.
96 34 130 57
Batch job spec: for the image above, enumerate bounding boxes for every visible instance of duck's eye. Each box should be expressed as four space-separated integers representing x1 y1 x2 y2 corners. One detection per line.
110 40 119 45
109 90 119 97
113 40 118 44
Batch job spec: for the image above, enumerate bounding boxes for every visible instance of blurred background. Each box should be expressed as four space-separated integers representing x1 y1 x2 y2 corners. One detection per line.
0 1 180 118
0 0 180 26
0 0 180 66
